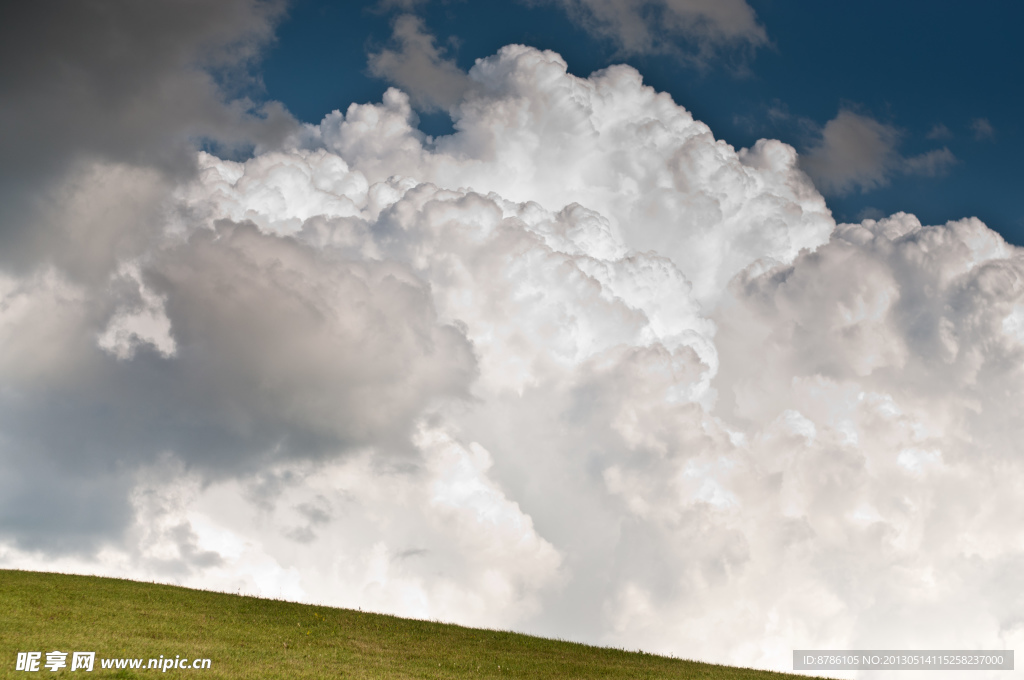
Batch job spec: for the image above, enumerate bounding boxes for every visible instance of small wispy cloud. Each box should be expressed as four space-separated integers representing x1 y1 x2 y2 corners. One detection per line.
800 109 956 195
373 0 429 11
971 117 995 140
799 110 898 195
540 0 768 63
926 123 952 140
367 14 471 111
902 146 957 177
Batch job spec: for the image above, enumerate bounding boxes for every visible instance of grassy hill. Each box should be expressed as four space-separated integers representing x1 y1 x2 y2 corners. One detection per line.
0 569 828 679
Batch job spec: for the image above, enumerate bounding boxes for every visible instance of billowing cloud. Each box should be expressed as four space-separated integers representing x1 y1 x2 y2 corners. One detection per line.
2 34 1023 680
542 0 768 60
802 109 957 195
315 46 832 305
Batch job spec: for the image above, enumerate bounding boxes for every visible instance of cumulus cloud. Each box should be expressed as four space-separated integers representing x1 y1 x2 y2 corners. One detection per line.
706 214 1024 667
541 0 768 60
367 14 472 112
3 31 1024 680
801 109 957 195
315 46 832 305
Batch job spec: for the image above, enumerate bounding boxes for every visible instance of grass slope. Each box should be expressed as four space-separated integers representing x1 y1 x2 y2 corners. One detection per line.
1 570 828 679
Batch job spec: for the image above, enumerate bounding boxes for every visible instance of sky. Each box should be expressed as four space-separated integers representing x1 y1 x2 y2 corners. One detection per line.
261 0 1024 239
1 2 1023 678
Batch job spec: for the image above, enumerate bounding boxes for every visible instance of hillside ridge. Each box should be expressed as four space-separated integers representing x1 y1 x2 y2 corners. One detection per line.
0 569 829 679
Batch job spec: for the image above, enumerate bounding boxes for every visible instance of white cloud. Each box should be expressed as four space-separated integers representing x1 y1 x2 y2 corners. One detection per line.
3 40 1024 679
314 46 832 305
1 427 562 629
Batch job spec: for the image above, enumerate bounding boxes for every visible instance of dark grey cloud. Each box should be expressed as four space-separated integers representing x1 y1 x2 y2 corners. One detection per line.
0 454 132 554
144 221 477 462
0 220 476 552
0 0 296 272
0 0 318 552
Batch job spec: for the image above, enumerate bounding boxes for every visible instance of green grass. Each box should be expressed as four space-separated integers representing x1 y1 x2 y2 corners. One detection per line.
0 569 830 679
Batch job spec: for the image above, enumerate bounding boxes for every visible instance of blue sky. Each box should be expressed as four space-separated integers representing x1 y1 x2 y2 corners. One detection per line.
260 0 1023 242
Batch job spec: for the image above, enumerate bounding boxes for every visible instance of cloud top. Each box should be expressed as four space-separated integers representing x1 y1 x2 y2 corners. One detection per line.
321 44 833 304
